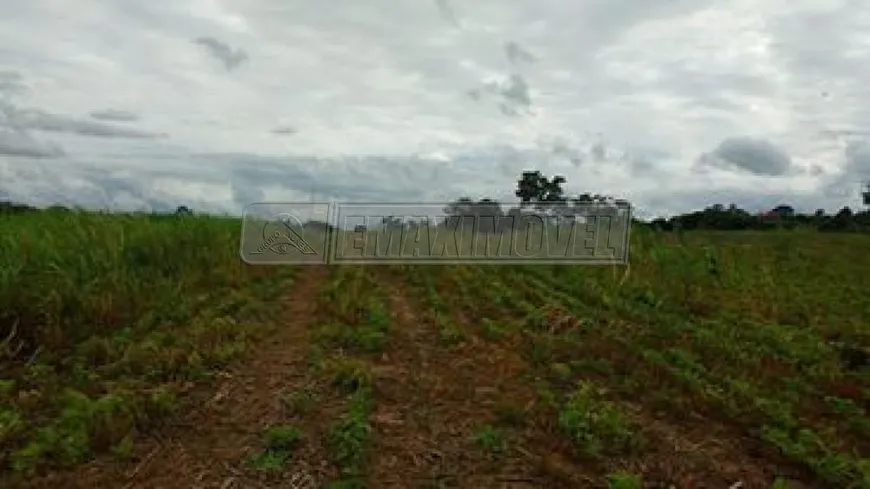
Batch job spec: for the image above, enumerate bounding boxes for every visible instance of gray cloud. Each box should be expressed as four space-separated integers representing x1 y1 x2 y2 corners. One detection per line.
501 74 531 109
90 109 140 122
590 142 606 162
698 137 793 176
0 70 26 98
499 103 519 117
825 141 870 198
196 148 568 205
0 127 65 157
549 138 583 166
271 126 297 135
472 74 533 116
1 74 159 140
505 41 537 65
230 179 265 207
0 141 857 220
193 37 248 71
434 0 461 28
820 128 869 140
845 142 870 180
7 107 164 139
0 160 229 214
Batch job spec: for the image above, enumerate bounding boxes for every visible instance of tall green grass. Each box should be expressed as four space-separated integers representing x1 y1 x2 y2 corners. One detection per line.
0 209 293 474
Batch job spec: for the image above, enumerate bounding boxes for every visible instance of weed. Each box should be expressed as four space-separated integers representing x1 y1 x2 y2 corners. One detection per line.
770 477 791 488
11 389 139 472
110 436 134 461
321 357 373 394
282 387 319 416
470 424 508 455
607 472 642 489
557 381 643 458
313 300 392 354
326 389 373 477
247 424 304 472
550 362 572 381
481 318 508 340
264 425 303 452
248 450 290 472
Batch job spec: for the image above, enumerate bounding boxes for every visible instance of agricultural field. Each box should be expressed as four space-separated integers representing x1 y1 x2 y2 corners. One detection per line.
1 209 869 488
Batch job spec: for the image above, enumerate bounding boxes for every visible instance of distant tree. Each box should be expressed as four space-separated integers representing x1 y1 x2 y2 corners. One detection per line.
0 201 38 214
820 206 856 232
430 169 870 235
513 170 571 224
539 175 567 206
175 205 193 216
771 204 795 218
515 170 548 206
650 217 670 231
515 171 566 210
442 197 505 232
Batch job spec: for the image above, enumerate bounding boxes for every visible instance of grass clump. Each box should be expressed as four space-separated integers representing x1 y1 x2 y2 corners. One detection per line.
247 424 304 471
557 381 643 459
470 424 508 455
607 471 642 489
326 388 373 481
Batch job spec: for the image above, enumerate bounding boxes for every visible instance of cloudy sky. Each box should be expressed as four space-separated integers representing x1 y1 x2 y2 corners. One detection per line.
1 0 870 218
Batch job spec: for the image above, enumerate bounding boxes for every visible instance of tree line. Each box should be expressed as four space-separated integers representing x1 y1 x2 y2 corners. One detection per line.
2 172 869 232
440 170 870 233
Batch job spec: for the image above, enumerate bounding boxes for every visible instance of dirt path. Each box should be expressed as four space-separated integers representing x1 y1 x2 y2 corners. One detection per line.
8 266 329 489
366 267 543 488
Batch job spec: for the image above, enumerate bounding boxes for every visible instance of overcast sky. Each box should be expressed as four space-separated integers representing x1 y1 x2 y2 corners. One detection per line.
1 0 869 218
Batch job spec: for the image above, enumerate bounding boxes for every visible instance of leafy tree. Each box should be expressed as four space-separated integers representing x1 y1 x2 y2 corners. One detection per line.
515 170 548 206
515 171 569 220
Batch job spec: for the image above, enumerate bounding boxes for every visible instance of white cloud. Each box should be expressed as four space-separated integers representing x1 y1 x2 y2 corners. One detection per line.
1 0 869 217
